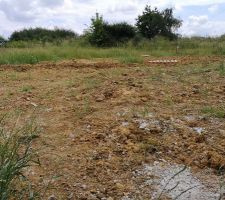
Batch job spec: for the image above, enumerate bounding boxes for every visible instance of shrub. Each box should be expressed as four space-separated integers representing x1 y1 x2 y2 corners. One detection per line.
87 13 136 47
104 22 136 45
9 27 78 42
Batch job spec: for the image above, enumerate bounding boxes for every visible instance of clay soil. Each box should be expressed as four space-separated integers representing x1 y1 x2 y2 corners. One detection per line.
0 56 225 199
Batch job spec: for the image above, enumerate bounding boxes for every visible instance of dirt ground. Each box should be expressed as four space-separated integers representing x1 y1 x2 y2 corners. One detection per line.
0 56 225 199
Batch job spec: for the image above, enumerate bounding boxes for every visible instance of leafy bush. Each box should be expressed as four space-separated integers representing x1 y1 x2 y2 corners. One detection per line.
0 116 40 199
10 27 77 42
87 13 136 47
104 22 136 45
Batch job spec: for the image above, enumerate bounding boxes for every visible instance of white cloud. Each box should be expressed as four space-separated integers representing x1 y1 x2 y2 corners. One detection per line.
188 15 209 26
208 4 219 13
0 0 36 22
179 15 225 36
108 4 137 15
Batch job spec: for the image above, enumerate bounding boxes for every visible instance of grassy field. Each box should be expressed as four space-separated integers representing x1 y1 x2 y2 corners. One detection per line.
1 37 225 65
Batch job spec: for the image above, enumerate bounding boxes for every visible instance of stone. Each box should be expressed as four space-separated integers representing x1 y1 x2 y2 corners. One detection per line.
68 193 74 199
69 133 76 139
107 197 114 200
30 102 38 107
48 195 57 200
96 94 105 102
219 129 225 138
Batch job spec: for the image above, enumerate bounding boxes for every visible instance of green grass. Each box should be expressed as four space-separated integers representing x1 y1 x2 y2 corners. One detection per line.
73 97 92 119
21 85 34 93
218 62 225 76
201 106 225 118
0 46 143 65
0 116 40 199
1 37 225 65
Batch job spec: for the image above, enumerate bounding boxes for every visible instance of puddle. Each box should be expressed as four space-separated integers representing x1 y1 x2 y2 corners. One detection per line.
137 162 221 200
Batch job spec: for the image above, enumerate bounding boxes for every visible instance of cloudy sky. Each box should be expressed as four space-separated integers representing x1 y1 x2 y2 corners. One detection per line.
0 0 225 38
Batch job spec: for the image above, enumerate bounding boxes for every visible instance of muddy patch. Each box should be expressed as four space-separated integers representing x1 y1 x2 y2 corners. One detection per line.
136 161 222 199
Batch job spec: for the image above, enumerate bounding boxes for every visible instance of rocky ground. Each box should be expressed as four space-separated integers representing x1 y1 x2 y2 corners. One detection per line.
0 56 225 199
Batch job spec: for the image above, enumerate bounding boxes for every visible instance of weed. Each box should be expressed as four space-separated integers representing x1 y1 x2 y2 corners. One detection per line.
139 106 153 118
165 95 174 106
0 116 40 199
21 85 34 93
84 77 102 90
119 55 143 64
218 62 225 76
66 79 76 88
139 138 160 154
150 69 164 82
7 72 18 81
201 106 225 118
73 97 92 119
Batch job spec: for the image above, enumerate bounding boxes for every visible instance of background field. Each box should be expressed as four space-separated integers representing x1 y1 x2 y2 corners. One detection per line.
1 37 225 65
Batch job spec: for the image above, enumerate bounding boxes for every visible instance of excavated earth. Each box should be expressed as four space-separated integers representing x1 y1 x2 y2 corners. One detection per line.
0 56 225 199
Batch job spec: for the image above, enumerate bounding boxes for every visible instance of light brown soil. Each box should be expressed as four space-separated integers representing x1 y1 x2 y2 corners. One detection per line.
0 56 225 199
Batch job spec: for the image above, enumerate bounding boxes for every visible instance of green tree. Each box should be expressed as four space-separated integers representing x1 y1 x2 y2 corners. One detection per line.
136 6 182 40
88 13 110 47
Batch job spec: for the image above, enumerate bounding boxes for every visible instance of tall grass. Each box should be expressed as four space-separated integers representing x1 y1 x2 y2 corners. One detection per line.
0 116 39 199
0 46 144 65
0 37 225 65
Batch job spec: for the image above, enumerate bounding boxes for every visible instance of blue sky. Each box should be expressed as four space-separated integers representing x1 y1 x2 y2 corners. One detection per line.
0 0 225 38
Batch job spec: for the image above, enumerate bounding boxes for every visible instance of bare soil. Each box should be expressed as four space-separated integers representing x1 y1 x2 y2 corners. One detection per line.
0 56 225 199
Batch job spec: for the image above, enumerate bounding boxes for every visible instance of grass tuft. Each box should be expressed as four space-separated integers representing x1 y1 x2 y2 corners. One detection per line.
0 116 40 199
218 62 225 76
201 106 225 118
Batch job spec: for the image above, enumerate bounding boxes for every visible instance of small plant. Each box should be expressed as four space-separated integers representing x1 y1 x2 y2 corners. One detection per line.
139 138 160 155
217 166 225 200
84 77 102 90
73 97 92 119
0 116 40 199
218 62 225 76
119 55 143 64
21 85 34 93
7 72 18 81
201 106 225 118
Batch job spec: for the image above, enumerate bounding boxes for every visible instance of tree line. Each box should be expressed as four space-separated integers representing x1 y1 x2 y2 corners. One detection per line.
87 6 182 47
9 27 77 42
0 6 182 46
